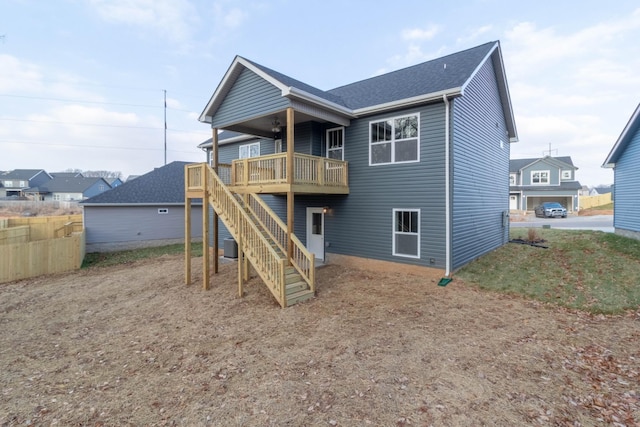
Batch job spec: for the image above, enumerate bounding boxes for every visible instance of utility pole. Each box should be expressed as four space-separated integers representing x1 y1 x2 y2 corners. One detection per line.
163 89 167 165
543 143 557 157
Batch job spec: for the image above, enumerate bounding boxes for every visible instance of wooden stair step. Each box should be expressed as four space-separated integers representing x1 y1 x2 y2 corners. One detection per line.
285 280 307 294
285 288 315 306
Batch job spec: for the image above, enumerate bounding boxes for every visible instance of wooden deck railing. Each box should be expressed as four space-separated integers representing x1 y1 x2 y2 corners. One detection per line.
231 153 348 189
54 221 84 238
247 194 315 293
187 163 287 306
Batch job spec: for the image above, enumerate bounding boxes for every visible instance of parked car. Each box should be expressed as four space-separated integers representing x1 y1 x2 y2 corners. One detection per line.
534 202 567 218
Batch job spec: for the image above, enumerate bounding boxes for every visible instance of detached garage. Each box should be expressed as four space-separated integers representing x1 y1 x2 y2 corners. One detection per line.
82 161 203 252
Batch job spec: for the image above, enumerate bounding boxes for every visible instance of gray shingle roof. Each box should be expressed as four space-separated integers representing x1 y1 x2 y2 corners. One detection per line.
36 177 107 193
510 156 575 172
241 42 496 111
244 58 348 107
82 161 198 205
510 182 583 191
0 169 48 180
328 42 496 110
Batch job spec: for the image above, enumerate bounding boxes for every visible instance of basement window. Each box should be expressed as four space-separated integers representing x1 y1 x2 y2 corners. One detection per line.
158 208 169 214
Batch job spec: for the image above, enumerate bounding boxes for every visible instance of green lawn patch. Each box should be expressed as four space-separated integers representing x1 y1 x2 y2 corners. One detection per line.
82 243 203 269
456 229 640 314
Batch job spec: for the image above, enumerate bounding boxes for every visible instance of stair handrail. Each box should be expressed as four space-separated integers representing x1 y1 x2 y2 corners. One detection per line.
203 164 287 307
247 193 315 293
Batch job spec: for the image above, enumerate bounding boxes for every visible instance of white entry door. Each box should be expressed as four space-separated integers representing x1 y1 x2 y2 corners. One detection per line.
509 195 518 210
306 207 324 261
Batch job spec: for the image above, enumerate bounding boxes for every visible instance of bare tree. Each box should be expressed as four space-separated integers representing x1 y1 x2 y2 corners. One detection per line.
82 170 123 179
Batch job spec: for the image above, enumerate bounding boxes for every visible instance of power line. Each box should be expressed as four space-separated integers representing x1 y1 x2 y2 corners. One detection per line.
0 117 210 135
0 139 202 154
0 93 161 109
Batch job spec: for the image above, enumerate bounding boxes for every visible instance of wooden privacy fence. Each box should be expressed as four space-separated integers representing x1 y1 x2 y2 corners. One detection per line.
579 193 612 210
0 215 85 284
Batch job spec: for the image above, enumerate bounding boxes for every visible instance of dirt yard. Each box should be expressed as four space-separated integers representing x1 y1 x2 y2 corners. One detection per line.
1 255 638 426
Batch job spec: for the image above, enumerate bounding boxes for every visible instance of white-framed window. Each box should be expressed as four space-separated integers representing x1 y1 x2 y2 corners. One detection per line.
531 170 550 185
239 142 260 159
53 194 61 201
392 209 420 259
561 170 571 180
509 173 516 185
326 127 344 160
370 113 420 165
5 180 13 187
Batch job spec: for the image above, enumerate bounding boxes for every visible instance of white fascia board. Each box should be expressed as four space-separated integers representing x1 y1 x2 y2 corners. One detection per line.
352 88 462 116
283 86 355 118
603 103 640 168
198 133 260 149
199 56 291 123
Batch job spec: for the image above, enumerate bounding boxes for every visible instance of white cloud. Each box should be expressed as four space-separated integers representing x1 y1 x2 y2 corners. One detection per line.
402 25 440 41
88 0 198 46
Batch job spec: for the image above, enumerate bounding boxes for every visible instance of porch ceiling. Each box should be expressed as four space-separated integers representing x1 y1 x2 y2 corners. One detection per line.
221 108 349 138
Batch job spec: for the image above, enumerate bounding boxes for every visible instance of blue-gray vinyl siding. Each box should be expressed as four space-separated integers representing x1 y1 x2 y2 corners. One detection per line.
520 159 562 186
319 104 447 268
211 68 290 128
614 127 640 233
85 205 203 245
451 58 510 270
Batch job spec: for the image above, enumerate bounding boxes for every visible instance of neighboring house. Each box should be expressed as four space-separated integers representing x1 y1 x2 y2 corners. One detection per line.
603 103 640 240
82 161 203 252
27 176 112 201
509 156 582 212
0 169 52 199
188 40 518 306
108 178 124 188
592 185 613 196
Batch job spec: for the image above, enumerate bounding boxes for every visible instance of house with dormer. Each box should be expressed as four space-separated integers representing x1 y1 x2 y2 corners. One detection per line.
0 169 53 199
509 156 582 212
186 41 518 307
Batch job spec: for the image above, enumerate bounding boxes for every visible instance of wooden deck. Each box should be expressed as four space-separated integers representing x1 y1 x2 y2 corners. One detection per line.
222 153 349 194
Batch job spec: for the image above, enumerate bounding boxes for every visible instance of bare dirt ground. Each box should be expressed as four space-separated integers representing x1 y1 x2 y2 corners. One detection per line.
1 256 639 426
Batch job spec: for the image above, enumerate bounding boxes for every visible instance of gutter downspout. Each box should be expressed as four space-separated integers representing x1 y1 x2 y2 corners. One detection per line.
443 95 451 277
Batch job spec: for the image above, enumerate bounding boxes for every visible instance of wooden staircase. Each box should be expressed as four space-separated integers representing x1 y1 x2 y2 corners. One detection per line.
190 163 315 307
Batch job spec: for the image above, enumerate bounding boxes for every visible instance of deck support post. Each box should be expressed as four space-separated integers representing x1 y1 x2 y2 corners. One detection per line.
184 183 191 285
286 107 295 264
212 128 219 274
237 220 244 297
202 165 210 290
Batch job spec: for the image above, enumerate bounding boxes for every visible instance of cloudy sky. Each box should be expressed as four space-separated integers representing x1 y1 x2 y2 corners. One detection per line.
1 0 638 185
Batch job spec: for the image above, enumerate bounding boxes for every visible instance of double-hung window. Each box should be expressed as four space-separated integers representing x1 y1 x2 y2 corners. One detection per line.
239 142 260 159
531 170 549 185
393 209 420 258
326 127 344 160
370 114 419 165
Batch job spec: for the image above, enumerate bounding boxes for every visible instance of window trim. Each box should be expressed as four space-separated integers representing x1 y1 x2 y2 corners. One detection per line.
239 142 260 159
392 208 420 259
509 173 516 185
326 127 345 160
369 113 420 166
531 170 550 185
561 169 571 180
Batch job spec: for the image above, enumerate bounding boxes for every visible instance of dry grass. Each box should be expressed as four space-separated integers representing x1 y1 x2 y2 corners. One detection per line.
1 255 639 425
